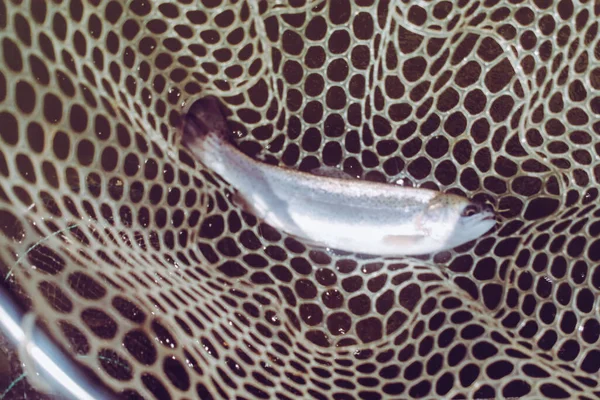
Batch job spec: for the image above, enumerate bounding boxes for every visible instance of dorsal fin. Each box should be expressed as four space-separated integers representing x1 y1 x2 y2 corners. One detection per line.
310 166 356 180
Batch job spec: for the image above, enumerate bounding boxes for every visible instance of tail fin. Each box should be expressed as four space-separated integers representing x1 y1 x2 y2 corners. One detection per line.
181 96 230 149
181 96 234 176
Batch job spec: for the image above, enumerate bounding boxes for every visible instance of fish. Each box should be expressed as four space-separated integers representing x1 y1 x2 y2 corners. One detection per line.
181 96 497 256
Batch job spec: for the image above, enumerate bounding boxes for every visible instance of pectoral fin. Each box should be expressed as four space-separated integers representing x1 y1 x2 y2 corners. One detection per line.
382 234 425 247
310 166 356 180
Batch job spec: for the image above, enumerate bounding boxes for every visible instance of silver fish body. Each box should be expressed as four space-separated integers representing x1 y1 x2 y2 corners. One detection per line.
182 97 496 256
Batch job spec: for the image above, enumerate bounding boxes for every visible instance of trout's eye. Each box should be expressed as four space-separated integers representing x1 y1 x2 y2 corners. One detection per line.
461 204 480 217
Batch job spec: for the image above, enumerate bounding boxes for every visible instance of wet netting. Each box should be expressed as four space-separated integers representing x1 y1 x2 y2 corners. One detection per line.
1 0 600 399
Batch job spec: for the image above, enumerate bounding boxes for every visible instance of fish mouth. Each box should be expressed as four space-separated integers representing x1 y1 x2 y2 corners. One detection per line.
478 214 497 222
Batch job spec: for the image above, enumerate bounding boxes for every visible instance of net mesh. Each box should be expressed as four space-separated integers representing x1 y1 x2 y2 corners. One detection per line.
1 0 600 398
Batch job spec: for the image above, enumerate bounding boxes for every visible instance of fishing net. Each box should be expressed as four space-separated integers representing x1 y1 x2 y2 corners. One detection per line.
1 0 599 398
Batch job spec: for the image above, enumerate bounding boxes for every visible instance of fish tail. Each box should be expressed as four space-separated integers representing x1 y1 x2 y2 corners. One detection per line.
181 96 230 155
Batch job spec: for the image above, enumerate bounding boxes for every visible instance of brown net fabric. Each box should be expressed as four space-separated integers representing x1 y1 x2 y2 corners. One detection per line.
1 0 600 398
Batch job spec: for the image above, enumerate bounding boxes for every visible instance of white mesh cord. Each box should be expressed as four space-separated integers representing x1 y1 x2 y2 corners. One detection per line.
1 0 600 399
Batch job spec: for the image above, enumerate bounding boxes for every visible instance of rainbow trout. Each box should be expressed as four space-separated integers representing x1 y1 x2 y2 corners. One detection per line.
182 97 496 256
